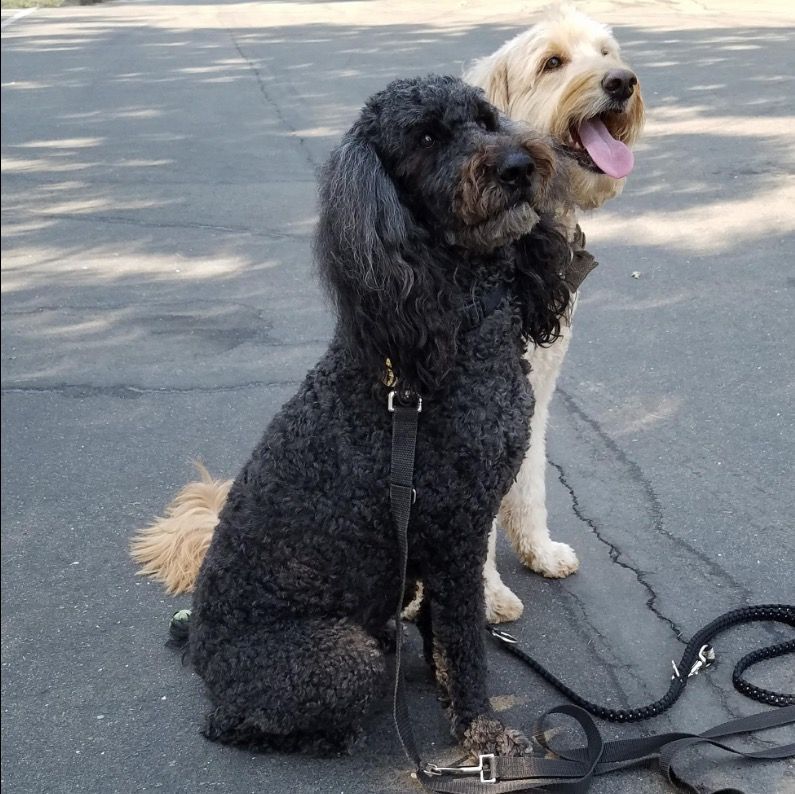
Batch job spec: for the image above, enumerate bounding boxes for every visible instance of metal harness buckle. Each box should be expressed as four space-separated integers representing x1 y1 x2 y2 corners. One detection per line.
423 754 496 784
387 389 422 413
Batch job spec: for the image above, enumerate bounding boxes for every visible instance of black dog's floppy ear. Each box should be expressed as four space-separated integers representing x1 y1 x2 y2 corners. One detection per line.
513 215 572 346
315 125 457 394
317 124 411 293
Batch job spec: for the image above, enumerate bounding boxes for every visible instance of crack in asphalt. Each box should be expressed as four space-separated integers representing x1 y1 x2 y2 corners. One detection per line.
550 459 758 725
228 34 319 171
2 210 310 241
546 388 782 722
560 588 647 707
548 456 688 643
560 588 698 735
702 672 743 721
557 387 750 598
1 380 301 399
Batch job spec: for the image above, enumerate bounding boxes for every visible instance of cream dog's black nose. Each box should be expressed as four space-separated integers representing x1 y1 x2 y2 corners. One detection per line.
601 69 637 102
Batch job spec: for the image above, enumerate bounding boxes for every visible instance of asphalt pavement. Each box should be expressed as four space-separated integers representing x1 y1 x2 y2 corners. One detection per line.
2 1 794 792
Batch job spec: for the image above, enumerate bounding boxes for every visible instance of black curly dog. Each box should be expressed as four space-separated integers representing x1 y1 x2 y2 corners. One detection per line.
187 75 572 757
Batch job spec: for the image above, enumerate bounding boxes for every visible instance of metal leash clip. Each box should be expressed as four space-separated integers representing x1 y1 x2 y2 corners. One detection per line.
423 754 496 784
490 627 518 645
672 644 716 680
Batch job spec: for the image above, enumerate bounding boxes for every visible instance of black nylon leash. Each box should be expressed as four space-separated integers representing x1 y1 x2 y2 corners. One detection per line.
387 388 425 771
386 388 795 793
417 706 795 794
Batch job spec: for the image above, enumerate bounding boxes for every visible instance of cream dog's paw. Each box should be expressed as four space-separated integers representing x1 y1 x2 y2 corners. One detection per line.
523 540 579 578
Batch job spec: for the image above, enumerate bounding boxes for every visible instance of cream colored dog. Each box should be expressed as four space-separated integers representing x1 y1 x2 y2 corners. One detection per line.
131 3 644 621
468 2 644 621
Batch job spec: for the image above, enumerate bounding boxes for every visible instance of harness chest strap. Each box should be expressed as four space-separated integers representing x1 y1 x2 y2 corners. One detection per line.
386 389 424 772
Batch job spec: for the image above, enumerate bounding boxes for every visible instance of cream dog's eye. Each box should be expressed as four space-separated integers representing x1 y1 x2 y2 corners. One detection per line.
544 55 563 70
601 47 610 56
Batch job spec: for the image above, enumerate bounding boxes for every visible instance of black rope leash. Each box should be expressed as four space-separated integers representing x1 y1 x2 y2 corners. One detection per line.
733 636 795 704
489 604 795 722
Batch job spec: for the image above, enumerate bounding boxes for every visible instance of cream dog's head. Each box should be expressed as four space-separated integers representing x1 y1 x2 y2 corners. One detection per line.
467 3 645 211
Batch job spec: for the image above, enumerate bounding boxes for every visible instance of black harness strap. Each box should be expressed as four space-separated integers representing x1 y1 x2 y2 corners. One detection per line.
387 280 511 771
459 283 512 332
479 706 795 794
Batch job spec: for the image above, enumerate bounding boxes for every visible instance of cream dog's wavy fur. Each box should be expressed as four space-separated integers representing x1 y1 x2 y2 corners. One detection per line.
130 463 230 594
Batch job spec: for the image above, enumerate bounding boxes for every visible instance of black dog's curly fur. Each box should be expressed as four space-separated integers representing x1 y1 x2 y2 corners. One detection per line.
187 75 571 757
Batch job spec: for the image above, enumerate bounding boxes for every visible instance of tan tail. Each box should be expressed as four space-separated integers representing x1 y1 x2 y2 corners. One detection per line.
130 463 232 594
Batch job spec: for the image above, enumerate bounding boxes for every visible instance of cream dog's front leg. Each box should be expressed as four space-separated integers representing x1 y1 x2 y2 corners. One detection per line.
498 321 579 578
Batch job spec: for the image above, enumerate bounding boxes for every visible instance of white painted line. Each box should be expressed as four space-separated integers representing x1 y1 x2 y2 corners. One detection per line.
1 7 38 30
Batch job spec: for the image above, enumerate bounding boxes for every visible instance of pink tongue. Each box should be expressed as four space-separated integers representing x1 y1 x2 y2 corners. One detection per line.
578 118 634 179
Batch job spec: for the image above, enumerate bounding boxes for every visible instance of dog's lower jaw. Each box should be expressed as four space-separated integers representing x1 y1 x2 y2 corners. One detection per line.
446 202 539 251
568 163 625 210
460 714 531 757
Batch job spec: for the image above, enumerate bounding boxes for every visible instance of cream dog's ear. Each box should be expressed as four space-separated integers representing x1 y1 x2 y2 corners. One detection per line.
466 50 512 112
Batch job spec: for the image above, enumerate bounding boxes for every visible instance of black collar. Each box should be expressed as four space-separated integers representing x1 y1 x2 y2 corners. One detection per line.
459 283 512 332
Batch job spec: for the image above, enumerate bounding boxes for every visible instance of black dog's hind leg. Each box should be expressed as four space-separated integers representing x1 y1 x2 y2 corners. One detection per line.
194 617 387 754
416 594 454 706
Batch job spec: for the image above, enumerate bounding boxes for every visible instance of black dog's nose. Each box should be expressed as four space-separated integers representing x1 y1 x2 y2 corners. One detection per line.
498 151 534 187
601 69 637 102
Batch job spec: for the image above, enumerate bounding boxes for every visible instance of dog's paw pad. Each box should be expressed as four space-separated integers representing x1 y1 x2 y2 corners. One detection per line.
525 541 579 578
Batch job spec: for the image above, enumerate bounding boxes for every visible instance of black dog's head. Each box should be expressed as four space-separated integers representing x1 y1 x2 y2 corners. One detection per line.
316 75 571 395
358 76 561 250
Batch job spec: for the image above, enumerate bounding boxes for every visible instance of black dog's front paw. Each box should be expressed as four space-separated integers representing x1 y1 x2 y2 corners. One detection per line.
460 715 531 757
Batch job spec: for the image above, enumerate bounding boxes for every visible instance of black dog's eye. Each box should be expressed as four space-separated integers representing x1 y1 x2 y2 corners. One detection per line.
476 115 495 131
420 133 435 148
544 56 563 70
